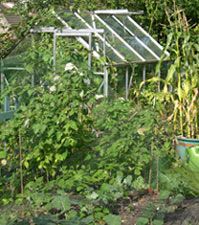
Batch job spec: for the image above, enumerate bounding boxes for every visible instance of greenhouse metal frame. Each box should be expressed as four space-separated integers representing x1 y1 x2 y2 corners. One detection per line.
0 9 169 121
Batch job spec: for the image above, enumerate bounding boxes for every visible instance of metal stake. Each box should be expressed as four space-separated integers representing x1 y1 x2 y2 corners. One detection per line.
142 65 146 90
1 59 4 94
158 69 161 91
103 33 106 57
128 66 134 90
31 33 35 85
88 33 92 70
4 96 10 112
125 67 129 99
53 32 57 76
104 67 108 97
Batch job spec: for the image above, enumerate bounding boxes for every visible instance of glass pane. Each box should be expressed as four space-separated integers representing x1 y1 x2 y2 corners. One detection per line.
94 16 141 62
9 35 31 57
3 69 26 84
38 11 63 27
116 15 163 57
97 38 122 63
56 11 87 29
100 15 157 61
53 12 126 63
79 13 93 27
76 13 123 63
3 54 25 68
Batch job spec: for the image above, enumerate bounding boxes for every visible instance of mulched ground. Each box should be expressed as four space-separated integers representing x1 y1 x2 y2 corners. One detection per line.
164 198 199 225
114 191 199 225
1 191 199 224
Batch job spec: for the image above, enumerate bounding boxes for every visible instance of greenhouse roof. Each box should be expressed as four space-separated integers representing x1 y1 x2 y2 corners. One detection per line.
50 9 169 65
2 9 169 68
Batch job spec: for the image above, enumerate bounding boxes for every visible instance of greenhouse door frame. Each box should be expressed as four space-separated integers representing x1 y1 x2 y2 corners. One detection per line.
30 28 110 96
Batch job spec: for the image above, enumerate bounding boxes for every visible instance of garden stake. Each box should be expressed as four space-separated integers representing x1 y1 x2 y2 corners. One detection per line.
156 154 159 193
19 128 24 202
148 141 154 189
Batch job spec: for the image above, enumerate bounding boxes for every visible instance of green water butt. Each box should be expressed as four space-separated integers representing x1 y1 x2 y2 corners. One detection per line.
184 146 199 171
176 136 199 160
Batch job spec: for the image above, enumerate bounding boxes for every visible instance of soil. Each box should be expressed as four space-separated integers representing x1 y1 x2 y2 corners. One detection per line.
164 198 199 225
116 191 199 225
2 191 199 224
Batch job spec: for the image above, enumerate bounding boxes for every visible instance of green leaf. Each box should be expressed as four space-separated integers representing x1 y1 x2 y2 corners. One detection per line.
43 53 49 62
33 215 56 225
136 216 148 225
170 194 184 204
64 120 78 133
123 175 132 185
104 214 121 225
89 192 98 200
25 64 33 73
32 124 46 134
101 183 111 191
152 219 164 225
81 215 94 224
23 160 29 169
194 43 199 52
167 33 173 46
45 196 71 211
165 64 176 87
27 89 35 96
183 79 191 95
159 190 170 200
177 86 184 102
0 151 6 159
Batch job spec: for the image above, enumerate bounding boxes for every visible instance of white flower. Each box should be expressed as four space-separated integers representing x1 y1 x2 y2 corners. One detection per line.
79 72 84 76
24 119 30 128
90 192 98 200
80 90 84 98
49 85 56 92
1 159 7 166
95 94 104 100
65 63 77 71
53 75 60 81
84 78 90 85
119 97 125 102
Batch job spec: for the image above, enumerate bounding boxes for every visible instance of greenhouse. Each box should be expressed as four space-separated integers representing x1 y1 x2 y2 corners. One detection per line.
0 9 169 120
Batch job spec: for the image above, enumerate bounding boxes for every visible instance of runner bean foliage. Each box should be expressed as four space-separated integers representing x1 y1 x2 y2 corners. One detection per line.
0 67 96 180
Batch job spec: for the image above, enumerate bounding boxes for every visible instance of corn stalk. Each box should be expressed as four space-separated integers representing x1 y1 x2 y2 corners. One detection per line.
161 2 199 138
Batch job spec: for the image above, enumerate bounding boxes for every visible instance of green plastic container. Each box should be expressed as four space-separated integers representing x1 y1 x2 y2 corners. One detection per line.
184 146 199 171
176 136 199 160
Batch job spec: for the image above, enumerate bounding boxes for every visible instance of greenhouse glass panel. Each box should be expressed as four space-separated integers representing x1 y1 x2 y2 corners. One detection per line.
79 13 93 27
73 13 125 63
94 15 141 62
8 35 32 57
53 10 168 64
56 11 88 29
116 15 163 57
2 55 24 68
99 15 157 61
96 39 123 63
